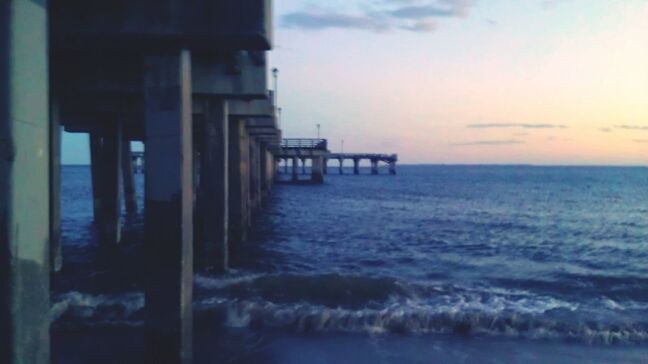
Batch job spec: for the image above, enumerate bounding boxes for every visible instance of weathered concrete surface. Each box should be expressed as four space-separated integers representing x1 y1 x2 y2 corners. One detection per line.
292 156 299 181
353 158 360 175
50 99 63 272
311 156 324 184
0 1 50 362
90 133 103 222
144 51 194 364
51 0 273 51
199 99 229 272
193 52 267 99
371 159 379 175
121 141 137 213
389 161 397 175
228 118 249 246
98 123 122 246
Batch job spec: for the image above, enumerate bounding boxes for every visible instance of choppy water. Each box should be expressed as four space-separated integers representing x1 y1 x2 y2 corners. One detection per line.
52 165 648 362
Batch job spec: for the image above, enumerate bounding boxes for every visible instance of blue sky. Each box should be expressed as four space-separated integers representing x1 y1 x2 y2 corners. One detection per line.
62 0 648 165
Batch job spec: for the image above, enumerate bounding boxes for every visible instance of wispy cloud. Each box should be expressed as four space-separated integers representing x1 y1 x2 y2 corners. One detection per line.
451 139 525 146
467 123 568 129
635 139 648 144
281 0 473 33
599 127 612 133
282 11 389 32
615 125 648 131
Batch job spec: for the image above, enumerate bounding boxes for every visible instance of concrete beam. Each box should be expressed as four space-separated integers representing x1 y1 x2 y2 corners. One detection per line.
1 0 50 362
144 50 194 364
52 0 273 51
192 52 267 98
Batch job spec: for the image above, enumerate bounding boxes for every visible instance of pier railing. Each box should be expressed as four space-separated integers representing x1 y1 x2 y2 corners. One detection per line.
281 138 328 150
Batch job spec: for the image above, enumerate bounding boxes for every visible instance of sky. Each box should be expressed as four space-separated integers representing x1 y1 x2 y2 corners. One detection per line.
63 0 648 165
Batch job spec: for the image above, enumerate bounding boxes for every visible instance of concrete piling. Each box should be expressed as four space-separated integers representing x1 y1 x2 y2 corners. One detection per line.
353 158 360 175
229 118 249 246
50 100 63 272
292 156 299 182
121 140 137 213
338 158 344 175
97 123 122 247
311 156 324 184
371 159 379 175
90 132 103 222
143 50 194 364
199 99 229 272
1 0 51 362
389 161 397 175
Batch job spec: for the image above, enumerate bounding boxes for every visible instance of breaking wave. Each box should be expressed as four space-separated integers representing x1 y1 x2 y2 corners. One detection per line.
51 273 648 345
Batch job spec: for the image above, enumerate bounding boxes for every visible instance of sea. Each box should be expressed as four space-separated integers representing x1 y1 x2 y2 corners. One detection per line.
51 165 648 363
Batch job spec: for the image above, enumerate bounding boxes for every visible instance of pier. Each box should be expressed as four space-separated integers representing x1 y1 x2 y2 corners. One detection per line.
326 153 398 175
276 139 398 182
2 1 276 362
1 1 397 362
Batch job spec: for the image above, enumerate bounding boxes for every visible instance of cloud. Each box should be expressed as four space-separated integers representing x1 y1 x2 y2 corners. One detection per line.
467 123 568 129
599 128 612 133
280 0 473 33
388 0 470 19
451 139 525 146
281 11 389 32
615 125 648 131
635 139 648 144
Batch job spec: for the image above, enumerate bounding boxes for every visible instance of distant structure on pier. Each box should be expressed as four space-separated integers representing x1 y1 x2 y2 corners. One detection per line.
276 138 398 183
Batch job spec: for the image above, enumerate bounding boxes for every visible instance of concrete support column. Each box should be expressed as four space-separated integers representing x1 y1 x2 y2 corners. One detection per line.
301 157 306 175
200 99 228 272
311 156 324 184
1 1 50 362
259 143 268 201
228 118 249 246
283 158 288 174
291 156 299 182
50 100 63 272
144 50 194 364
121 140 137 213
371 159 379 175
248 138 261 216
389 161 397 175
97 123 122 247
323 158 328 175
90 133 103 222
338 158 344 175
353 158 360 175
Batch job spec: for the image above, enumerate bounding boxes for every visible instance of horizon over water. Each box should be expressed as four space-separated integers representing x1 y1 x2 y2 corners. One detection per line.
52 164 648 363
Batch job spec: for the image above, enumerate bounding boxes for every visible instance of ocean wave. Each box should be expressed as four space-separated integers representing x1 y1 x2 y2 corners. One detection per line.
197 298 648 345
51 291 144 327
51 273 648 345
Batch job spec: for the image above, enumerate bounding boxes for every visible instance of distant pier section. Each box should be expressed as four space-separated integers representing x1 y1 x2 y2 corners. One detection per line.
327 153 398 176
276 138 398 183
